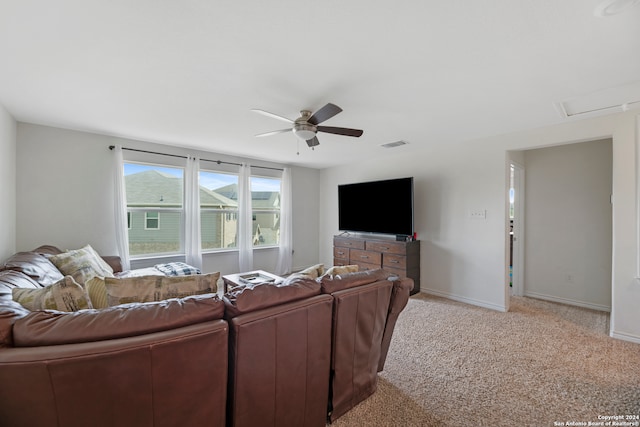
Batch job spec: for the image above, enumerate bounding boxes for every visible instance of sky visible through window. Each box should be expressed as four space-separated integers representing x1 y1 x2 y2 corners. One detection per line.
124 163 280 191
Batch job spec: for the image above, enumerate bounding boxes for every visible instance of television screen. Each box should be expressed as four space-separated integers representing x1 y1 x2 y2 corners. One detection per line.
338 177 414 237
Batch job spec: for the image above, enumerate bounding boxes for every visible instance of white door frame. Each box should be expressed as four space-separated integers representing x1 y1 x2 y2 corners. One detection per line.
509 161 525 297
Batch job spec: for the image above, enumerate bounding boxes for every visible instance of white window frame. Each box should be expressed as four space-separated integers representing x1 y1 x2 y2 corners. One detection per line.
250 174 282 248
199 168 240 253
123 160 185 259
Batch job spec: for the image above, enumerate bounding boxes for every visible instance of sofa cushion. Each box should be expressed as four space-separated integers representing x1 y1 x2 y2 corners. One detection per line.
11 294 224 347
319 268 391 294
12 276 93 312
0 270 43 298
0 298 31 348
49 244 115 285
224 275 321 318
104 272 219 307
1 251 64 286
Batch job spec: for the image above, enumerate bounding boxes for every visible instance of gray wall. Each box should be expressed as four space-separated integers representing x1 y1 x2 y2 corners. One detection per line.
0 103 16 261
524 139 612 310
15 123 319 276
318 110 640 343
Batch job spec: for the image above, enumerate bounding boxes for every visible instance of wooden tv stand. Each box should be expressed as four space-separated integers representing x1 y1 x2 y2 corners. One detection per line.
333 235 420 295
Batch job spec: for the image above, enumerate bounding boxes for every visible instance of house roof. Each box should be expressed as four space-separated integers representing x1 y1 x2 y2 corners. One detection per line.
0 1 638 168
215 184 280 209
126 170 238 208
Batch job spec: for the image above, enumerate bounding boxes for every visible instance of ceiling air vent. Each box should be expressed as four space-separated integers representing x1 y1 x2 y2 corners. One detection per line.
555 81 640 118
381 140 409 149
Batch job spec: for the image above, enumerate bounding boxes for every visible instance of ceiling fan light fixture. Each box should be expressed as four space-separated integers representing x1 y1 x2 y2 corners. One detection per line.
292 123 317 141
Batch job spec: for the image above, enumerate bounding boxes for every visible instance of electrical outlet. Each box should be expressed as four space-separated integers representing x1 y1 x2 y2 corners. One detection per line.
469 209 486 220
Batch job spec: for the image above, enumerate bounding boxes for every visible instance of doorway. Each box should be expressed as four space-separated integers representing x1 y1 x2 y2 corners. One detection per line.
507 140 612 312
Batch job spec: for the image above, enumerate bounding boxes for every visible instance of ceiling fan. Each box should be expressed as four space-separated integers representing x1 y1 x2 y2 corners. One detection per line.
251 103 363 148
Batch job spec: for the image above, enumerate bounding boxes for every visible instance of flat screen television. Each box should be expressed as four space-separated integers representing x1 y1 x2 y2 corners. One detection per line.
338 177 414 237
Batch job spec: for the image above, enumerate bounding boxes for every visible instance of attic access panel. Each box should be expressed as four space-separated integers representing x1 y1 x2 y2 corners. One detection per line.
555 81 640 118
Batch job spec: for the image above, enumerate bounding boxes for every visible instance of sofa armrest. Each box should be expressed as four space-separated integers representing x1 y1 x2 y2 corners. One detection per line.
100 255 123 273
328 279 394 422
378 277 413 372
0 320 228 427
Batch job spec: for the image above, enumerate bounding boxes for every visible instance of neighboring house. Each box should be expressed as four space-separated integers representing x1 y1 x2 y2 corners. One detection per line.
216 184 281 246
125 170 278 255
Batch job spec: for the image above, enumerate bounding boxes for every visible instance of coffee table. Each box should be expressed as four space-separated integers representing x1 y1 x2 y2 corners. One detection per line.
222 270 284 292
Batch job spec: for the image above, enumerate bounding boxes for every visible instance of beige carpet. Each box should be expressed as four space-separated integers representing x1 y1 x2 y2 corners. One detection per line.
332 294 640 426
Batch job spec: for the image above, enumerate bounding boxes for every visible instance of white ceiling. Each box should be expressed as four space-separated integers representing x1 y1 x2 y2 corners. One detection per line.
1 0 639 169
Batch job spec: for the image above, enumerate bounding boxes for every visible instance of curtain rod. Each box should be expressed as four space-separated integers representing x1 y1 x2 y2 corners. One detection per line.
108 145 284 171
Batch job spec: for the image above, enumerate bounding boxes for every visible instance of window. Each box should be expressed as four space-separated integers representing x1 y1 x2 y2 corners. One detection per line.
124 163 184 256
199 170 239 251
251 176 281 247
121 160 283 257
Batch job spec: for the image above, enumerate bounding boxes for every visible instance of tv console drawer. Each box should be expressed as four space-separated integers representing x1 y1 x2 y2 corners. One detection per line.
333 258 349 267
334 237 365 250
383 253 407 269
333 247 349 261
350 249 381 265
366 241 406 255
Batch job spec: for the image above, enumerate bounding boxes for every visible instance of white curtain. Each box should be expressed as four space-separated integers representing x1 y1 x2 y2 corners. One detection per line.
238 163 253 271
113 145 131 271
185 156 202 270
275 167 293 275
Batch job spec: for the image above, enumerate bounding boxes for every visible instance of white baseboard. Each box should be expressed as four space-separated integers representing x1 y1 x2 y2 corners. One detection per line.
523 291 611 312
420 288 507 312
610 331 640 344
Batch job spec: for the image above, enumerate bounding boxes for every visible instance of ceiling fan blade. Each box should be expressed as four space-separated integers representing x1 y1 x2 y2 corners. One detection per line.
255 128 292 138
308 103 342 125
306 136 320 148
317 126 364 137
251 109 294 124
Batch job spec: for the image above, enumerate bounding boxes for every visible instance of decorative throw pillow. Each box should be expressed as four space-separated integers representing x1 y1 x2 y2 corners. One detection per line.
85 245 114 276
85 276 108 309
104 272 219 307
154 262 201 276
12 276 93 312
295 263 325 279
322 264 359 278
49 244 115 285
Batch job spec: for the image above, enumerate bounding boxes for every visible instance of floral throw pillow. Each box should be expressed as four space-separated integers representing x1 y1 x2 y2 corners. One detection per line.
104 272 219 307
12 276 93 312
49 244 114 285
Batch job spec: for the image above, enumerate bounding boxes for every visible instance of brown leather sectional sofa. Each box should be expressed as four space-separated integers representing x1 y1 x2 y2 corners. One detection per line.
0 246 412 427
